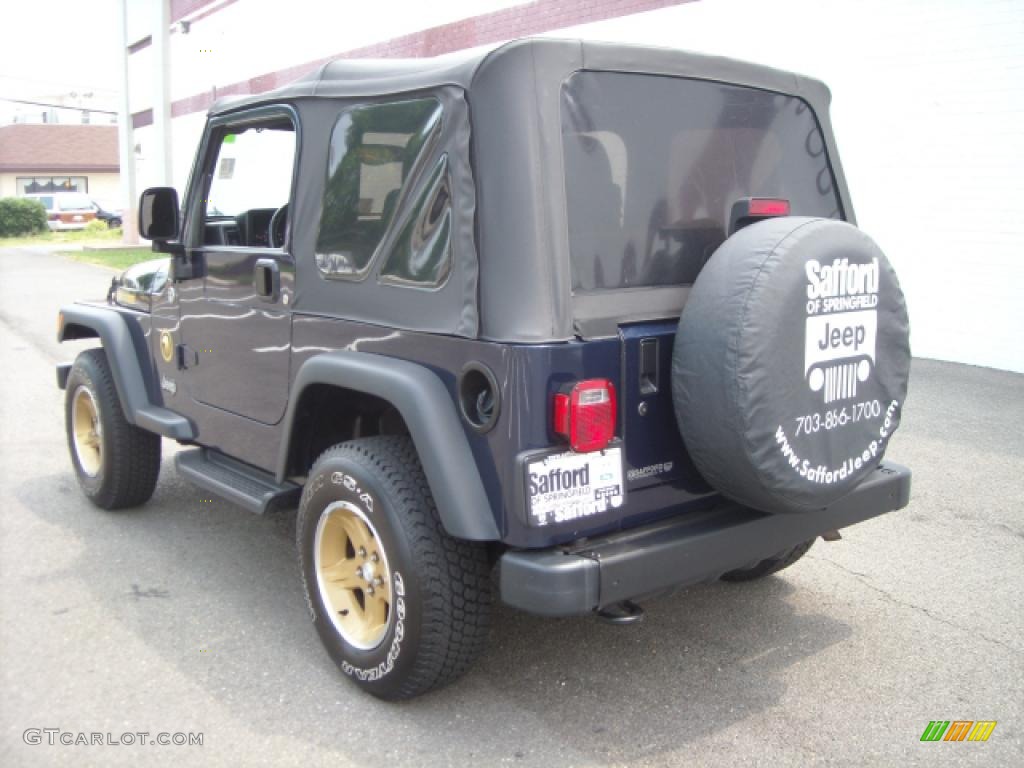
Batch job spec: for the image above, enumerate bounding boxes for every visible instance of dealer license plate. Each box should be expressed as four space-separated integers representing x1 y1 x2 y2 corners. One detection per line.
526 446 625 527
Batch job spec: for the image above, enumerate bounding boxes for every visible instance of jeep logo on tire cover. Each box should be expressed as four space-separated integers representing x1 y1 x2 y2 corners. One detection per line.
804 257 880 403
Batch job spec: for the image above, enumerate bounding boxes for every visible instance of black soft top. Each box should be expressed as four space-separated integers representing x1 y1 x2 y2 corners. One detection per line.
207 39 852 343
211 38 834 116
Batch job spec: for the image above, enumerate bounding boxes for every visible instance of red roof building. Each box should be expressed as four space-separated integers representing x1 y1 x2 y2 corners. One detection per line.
0 124 121 202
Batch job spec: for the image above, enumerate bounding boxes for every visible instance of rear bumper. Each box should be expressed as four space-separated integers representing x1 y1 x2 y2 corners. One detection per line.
499 461 911 616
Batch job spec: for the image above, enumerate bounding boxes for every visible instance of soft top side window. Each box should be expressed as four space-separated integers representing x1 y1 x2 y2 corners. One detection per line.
315 98 448 284
378 153 453 288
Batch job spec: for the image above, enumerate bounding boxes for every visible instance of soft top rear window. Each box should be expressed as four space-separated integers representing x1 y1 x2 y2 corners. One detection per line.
561 71 841 293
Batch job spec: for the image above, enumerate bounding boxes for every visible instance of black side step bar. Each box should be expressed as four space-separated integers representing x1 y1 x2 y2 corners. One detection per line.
175 449 301 514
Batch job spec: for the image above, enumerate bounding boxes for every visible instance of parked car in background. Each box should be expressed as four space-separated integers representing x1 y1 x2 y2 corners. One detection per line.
22 192 96 231
90 200 123 229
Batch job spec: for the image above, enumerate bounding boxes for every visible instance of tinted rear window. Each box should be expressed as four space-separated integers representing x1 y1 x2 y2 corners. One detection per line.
562 71 841 292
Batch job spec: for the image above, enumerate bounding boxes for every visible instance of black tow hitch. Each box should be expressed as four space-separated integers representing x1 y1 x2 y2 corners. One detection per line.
596 600 645 625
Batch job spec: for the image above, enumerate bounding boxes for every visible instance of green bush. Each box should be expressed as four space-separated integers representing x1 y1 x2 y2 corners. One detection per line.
0 197 48 237
85 218 109 234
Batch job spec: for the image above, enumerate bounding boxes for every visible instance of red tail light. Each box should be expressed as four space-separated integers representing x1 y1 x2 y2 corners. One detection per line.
553 379 617 453
729 197 792 235
747 198 791 216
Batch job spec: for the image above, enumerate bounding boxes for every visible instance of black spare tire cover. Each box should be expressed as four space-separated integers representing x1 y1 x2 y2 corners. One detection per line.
672 217 910 514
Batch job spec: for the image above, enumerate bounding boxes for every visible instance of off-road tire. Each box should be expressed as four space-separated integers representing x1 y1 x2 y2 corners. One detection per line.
64 348 161 509
296 436 491 700
720 539 815 582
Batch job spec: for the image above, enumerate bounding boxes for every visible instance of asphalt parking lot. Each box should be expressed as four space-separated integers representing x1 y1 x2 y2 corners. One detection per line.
0 246 1021 767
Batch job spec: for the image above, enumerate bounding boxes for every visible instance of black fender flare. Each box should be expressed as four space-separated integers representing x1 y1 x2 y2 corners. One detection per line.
58 304 194 440
278 351 500 542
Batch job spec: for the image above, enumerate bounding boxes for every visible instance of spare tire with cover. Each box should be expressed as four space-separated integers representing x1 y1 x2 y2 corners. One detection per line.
672 217 910 515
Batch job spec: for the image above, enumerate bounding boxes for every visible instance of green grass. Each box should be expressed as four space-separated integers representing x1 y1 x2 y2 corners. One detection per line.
0 227 155 270
63 247 157 270
0 227 125 248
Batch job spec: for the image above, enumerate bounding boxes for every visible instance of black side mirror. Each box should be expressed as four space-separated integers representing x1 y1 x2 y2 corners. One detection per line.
139 187 180 241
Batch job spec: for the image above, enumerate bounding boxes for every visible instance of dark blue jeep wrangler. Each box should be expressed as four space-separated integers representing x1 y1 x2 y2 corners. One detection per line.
56 39 911 700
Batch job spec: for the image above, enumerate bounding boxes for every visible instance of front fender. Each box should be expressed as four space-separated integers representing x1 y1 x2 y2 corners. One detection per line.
57 304 193 441
278 351 500 541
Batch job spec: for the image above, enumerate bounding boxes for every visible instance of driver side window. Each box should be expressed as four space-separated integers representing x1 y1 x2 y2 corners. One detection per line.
203 119 296 248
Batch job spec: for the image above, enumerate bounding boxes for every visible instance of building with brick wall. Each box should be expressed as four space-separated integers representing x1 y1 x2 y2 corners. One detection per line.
120 0 1023 372
0 124 121 204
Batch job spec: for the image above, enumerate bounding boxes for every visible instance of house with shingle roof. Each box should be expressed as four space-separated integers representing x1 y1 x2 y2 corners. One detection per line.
0 124 121 205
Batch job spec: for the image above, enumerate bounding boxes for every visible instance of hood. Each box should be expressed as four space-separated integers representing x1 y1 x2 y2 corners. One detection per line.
110 257 170 312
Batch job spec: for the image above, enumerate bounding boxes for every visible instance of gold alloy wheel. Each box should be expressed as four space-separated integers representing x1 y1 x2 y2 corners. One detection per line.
314 501 392 650
71 386 103 477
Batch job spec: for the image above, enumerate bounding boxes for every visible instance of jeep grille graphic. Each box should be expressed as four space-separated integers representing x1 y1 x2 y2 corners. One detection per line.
824 362 859 404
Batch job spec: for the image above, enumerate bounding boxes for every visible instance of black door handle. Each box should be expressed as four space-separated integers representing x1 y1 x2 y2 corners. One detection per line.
639 337 659 395
254 258 280 301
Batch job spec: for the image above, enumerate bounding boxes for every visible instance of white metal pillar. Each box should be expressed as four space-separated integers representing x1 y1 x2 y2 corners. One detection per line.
117 0 138 244
151 0 173 187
